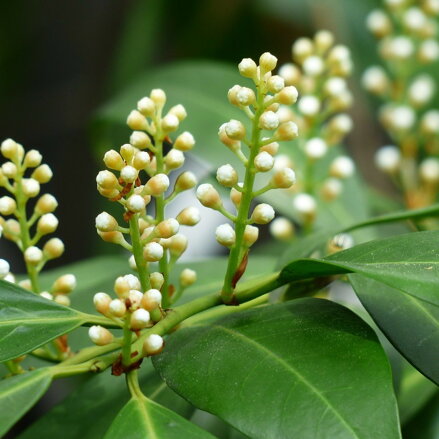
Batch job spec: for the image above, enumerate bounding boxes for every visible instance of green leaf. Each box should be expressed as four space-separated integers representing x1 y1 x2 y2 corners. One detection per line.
19 363 193 439
153 299 401 439
0 368 52 436
403 392 439 439
349 274 439 386
0 280 87 361
105 396 214 439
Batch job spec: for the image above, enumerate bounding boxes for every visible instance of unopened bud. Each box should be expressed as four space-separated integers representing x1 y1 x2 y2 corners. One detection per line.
0 259 10 278
127 194 146 213
2 162 17 178
271 167 296 188
270 217 294 241
278 63 301 85
225 120 246 141
43 238 65 259
37 213 59 235
137 96 155 116
330 156 355 179
53 274 76 294
238 58 258 78
0 196 16 215
97 170 119 189
155 218 179 238
236 87 256 106
196 183 222 209
169 104 187 121
321 178 343 201
109 299 127 317
259 111 279 130
230 184 243 207
96 212 118 232
165 149 185 170
145 174 169 196
275 121 299 141
32 165 52 183
292 38 314 61
293 193 317 222
127 110 148 130
24 246 43 265
104 150 125 171
143 242 164 262
216 164 238 187
24 150 43 168
35 194 58 214
98 230 126 245
175 171 197 192
143 334 164 355
1 138 22 161
161 114 179 133
251 203 275 224
375 146 401 173
133 151 151 170
305 138 328 160
168 233 188 257
215 223 236 247
89 325 113 346
298 95 321 117
303 56 325 76
128 289 144 311
55 295 71 306
150 88 166 107
131 308 150 330
130 131 152 149
22 178 40 198
420 158 439 183
243 225 259 247
120 165 138 184
259 52 278 74
150 272 164 290
176 206 200 226
141 289 162 311
260 140 279 155
174 132 195 151
276 86 299 105
180 268 197 287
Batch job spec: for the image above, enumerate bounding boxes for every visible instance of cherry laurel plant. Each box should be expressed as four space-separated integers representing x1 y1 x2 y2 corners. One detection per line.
0 43 439 439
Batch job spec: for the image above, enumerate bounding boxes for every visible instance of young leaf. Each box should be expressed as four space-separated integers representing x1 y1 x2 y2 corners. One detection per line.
0 368 52 437
153 298 401 439
0 280 87 361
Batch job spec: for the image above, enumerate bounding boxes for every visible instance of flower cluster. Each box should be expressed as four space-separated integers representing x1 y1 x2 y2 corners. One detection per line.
197 52 298 302
271 30 356 235
363 0 439 208
0 139 75 304
91 90 198 349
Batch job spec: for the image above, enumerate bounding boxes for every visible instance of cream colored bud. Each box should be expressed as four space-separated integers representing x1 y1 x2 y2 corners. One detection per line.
403 7 427 32
24 150 42 168
260 140 279 155
32 165 52 183
421 110 439 134
303 56 325 76
305 138 328 160
53 274 76 294
120 144 136 163
128 255 137 271
55 295 70 306
259 52 277 74
329 114 353 134
389 106 416 131
130 131 152 149
293 38 314 60
126 194 146 213
103 150 125 171
96 170 119 189
150 272 164 290
24 246 43 265
272 167 296 188
133 151 151 170
420 158 439 183
141 289 162 311
276 86 299 105
165 149 185 170
169 104 187 121
277 106 295 123
254 151 274 172
4 219 20 240
276 121 299 141
143 242 164 262
127 110 148 130
423 0 439 15
120 165 138 184
0 259 10 279
259 111 279 131
239 58 258 78
251 203 275 224
243 225 259 247
130 308 150 330
293 194 317 221
330 156 355 179
278 63 301 85
329 91 353 112
196 183 222 209
408 75 435 107
176 207 200 226
143 334 164 355
33 194 57 216
161 114 179 133
419 39 439 63
367 9 392 37
230 184 243 207
270 217 294 241
362 66 389 95
137 96 155 116
328 45 351 64
114 277 130 298
314 30 334 51
218 123 241 150
216 164 238 187
145 174 170 196
267 75 285 93
387 36 414 60
175 171 197 192
0 196 16 215
228 85 242 106
174 131 195 151
88 325 113 346
150 88 166 107
298 95 321 117
168 233 188 257
180 268 197 287
109 299 127 317
328 233 355 254
40 292 53 301
93 292 112 314
22 178 40 198
1 138 21 161
37 213 59 235
225 120 246 140
215 223 235 247
2 162 17 178
43 238 65 259
321 178 343 201
236 87 256 106
155 218 179 238
98 230 126 245
324 77 347 97
128 289 143 311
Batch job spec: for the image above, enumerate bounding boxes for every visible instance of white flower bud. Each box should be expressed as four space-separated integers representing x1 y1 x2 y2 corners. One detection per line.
37 213 58 235
278 63 301 85
128 289 144 310
168 233 188 257
127 110 148 130
408 75 435 107
236 87 256 106
24 150 43 168
2 162 17 178
103 150 125 171
150 88 166 107
403 7 427 32
143 242 164 262
303 56 325 76
362 66 389 95
421 110 439 134
267 75 285 93
292 38 314 60
113 277 130 298
150 272 164 290
225 120 246 140
218 123 241 150
120 165 138 184
165 149 185 170
227 85 242 106
298 95 321 117
34 194 58 215
24 246 43 265
174 171 197 192
270 217 294 241
276 86 299 105
96 212 118 233
1 138 22 161
53 274 76 294
22 178 40 198
180 268 197 287
420 158 439 183
272 167 296 188
238 58 258 78
274 154 292 171
19 280 31 291
321 178 343 201
143 334 164 355
31 165 52 184
305 138 327 160
329 114 353 134
161 114 179 133
259 52 277 73
96 170 119 189
176 206 200 226
88 325 113 346
367 9 392 36
254 151 274 172
55 295 70 306
314 30 334 51
328 233 355 253
423 0 439 15
293 194 317 221
275 121 299 141
133 151 151 170
131 308 151 330
330 156 355 179
0 259 10 278
419 39 439 62
141 289 162 311
230 184 242 208
260 140 279 156
375 146 401 173
259 111 279 130
216 164 238 187
196 183 222 209
215 223 236 247
43 238 65 259
145 174 169 196
130 131 152 149
389 106 416 131
328 45 351 64
174 131 195 151
243 225 259 247
40 292 53 301
126 194 146 213
251 203 275 224
107 298 126 317
0 196 16 215
169 104 187 121
137 96 155 116
155 218 179 238
324 77 347 97
387 36 414 60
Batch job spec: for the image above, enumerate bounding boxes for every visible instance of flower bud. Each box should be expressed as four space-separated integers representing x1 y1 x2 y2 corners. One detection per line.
109 299 127 317
292 38 314 61
19 280 32 290
321 178 343 201
216 164 238 187
298 95 321 117
143 334 164 355
305 138 328 160
169 104 187 121
315 30 334 51
96 170 119 189
127 194 146 213
114 277 130 298
161 114 179 133
127 110 148 130
215 223 236 247
408 75 435 107
120 165 138 184
150 88 166 107
37 213 59 235
1 138 22 161
367 9 392 37
32 165 52 183
275 121 299 141
98 231 126 245
271 167 296 188
137 96 155 116
236 87 256 106
303 56 325 76
24 246 43 265
165 149 185 170
131 308 151 330
95 212 118 233
43 238 65 259
251 203 275 224
104 150 125 171
141 289 162 311
196 183 222 209
421 110 439 134
362 66 389 95
328 233 355 254
3 219 20 240
22 178 40 198
128 289 144 310
293 194 317 222
155 218 179 238
270 217 294 241
330 156 355 179
34 195 57 216
243 225 259 247
267 75 285 93
0 196 16 215
259 52 278 74
24 150 42 168
176 207 200 226
228 85 242 106
420 158 439 183
218 123 241 150
2 162 17 178
238 58 258 78
168 233 188 257
180 268 197 287
254 151 274 172
130 131 152 149
55 295 70 306
88 325 113 346
145 174 169 196
276 86 299 105
150 272 164 290
53 274 76 294
174 132 195 151
225 120 246 140
0 259 10 278
230 184 243 207
133 151 151 170
259 111 279 130
260 140 279 156
40 292 53 301
175 171 197 192
143 242 164 262
419 39 439 63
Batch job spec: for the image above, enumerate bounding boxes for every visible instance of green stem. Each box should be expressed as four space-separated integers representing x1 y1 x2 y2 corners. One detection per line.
51 353 118 378
122 313 133 367
126 369 145 400
129 214 150 291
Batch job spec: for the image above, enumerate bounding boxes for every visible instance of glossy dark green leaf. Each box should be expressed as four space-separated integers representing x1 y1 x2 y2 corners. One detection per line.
0 368 52 436
19 363 193 439
349 274 439 385
154 299 401 439
0 280 87 361
403 392 439 439
105 396 214 439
